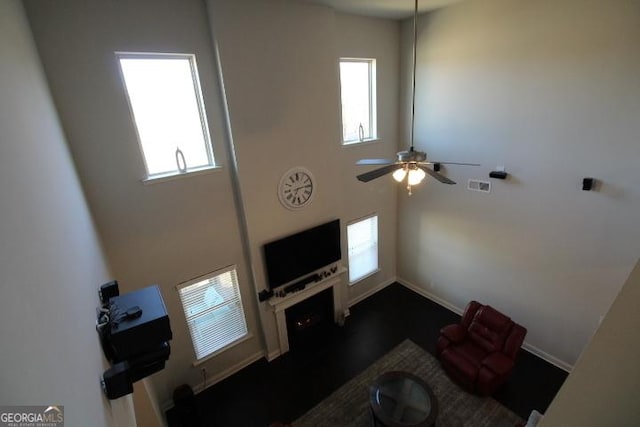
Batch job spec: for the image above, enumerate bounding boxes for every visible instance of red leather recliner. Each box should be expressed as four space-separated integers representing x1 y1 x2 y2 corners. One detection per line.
436 301 527 395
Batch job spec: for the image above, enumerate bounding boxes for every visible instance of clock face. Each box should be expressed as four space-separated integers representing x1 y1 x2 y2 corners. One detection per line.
278 167 315 210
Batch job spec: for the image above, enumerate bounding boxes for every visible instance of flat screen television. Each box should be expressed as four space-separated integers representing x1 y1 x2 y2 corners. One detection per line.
263 219 341 290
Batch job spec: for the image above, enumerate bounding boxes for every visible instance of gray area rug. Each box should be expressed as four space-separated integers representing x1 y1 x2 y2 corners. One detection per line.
293 340 523 427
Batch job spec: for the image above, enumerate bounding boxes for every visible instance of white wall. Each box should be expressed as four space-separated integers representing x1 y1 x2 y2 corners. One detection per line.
208 0 400 357
397 0 640 368
541 259 640 426
23 0 263 410
334 12 400 305
209 0 343 358
25 0 401 410
0 1 113 425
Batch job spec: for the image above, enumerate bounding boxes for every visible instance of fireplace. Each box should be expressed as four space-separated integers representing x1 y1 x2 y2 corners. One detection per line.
285 287 334 351
267 266 347 358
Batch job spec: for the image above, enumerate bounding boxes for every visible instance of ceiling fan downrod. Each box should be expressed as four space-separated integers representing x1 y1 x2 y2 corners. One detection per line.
409 0 418 152
353 0 478 189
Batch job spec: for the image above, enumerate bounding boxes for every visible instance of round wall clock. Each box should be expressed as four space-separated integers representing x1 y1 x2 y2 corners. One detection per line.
278 167 315 210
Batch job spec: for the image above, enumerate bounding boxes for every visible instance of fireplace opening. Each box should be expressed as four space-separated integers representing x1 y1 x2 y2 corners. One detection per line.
285 287 335 352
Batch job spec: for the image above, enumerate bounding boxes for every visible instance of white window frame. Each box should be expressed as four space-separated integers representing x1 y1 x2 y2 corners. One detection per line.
347 213 380 285
176 265 249 364
116 52 217 182
339 58 378 145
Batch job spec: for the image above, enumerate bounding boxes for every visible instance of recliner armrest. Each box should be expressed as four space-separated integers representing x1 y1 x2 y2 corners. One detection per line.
504 323 527 359
482 352 514 375
440 324 467 343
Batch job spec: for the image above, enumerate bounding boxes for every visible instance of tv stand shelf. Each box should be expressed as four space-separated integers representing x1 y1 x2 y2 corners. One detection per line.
268 266 347 357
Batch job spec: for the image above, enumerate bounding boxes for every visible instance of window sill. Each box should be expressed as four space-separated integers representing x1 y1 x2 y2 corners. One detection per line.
348 268 381 286
142 165 222 185
191 333 253 367
342 138 382 147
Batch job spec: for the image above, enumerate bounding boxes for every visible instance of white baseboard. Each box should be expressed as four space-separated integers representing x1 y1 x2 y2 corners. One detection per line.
521 343 573 373
266 349 281 362
397 277 573 373
193 350 265 395
162 349 266 411
348 277 396 308
163 277 572 412
261 278 391 364
397 278 464 316
170 277 395 410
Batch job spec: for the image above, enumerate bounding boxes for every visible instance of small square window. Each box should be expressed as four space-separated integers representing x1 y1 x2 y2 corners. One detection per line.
177 266 248 361
117 53 215 180
339 58 377 144
347 214 379 284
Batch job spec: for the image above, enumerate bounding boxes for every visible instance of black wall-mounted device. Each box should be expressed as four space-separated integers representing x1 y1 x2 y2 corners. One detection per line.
101 361 133 400
97 282 172 399
263 219 341 290
582 177 594 191
99 280 119 304
489 171 508 180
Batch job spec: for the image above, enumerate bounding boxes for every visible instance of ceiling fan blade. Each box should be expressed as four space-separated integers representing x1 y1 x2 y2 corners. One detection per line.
356 164 400 183
427 161 481 166
418 165 456 185
356 159 394 166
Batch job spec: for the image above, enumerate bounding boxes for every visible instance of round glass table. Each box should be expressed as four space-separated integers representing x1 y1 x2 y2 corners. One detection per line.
369 371 438 427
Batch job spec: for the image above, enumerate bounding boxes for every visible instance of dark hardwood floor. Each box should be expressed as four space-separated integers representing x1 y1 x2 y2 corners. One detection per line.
167 283 567 426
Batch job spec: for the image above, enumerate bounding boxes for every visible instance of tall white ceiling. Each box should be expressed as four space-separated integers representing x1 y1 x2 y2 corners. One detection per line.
299 0 463 19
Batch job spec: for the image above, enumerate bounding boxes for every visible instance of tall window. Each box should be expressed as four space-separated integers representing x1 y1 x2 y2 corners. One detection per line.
177 266 248 361
347 214 379 284
117 53 215 180
339 58 377 144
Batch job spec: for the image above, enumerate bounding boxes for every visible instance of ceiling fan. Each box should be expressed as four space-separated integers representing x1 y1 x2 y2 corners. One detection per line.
356 0 479 194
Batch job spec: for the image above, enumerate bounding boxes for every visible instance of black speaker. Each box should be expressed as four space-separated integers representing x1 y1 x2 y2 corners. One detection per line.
582 177 594 191
489 171 508 180
102 361 133 399
171 384 200 426
99 280 119 304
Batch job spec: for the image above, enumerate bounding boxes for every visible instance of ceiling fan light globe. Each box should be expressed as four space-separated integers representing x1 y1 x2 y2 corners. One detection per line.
392 168 407 182
408 168 426 185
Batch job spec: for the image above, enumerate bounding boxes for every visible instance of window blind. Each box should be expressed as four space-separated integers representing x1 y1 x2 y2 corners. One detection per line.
347 215 379 283
177 266 248 360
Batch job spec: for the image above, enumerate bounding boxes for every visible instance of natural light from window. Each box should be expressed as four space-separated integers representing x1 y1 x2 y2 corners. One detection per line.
347 214 379 284
118 54 214 179
339 58 376 144
177 266 248 361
